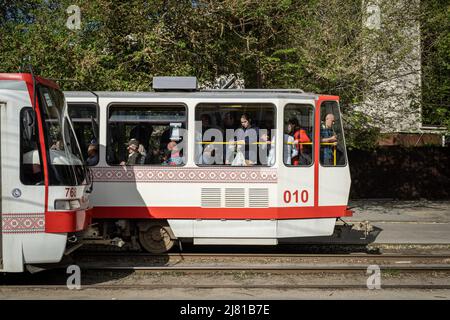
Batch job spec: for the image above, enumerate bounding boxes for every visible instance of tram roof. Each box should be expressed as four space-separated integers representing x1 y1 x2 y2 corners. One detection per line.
63 90 327 101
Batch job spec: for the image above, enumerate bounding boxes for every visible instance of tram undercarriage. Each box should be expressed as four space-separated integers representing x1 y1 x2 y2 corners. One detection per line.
77 218 374 253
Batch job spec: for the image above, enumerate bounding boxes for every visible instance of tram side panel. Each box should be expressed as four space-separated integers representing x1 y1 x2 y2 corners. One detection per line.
87 97 337 242
88 96 283 244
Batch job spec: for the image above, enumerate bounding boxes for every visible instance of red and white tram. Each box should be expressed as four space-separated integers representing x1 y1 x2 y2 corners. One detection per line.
0 73 93 272
65 77 352 253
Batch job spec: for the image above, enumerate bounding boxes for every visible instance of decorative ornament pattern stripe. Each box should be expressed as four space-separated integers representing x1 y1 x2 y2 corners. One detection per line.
2 213 45 234
92 167 277 183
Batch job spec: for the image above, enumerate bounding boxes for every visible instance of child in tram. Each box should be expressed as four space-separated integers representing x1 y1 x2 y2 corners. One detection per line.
163 140 184 166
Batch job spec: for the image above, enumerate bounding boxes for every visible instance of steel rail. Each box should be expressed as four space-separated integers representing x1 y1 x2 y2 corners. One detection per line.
74 252 450 259
1 284 449 290
76 263 450 272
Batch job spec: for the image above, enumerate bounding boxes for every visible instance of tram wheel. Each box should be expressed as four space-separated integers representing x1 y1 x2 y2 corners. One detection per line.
138 222 175 253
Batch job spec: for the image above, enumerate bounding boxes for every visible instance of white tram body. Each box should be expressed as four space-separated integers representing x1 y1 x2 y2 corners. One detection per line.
0 73 93 272
65 78 352 252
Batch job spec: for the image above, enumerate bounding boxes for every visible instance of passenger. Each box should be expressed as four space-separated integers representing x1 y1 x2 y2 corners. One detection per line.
163 141 183 166
235 113 259 165
86 144 99 166
197 113 221 165
120 139 142 166
223 112 237 130
320 113 338 165
50 139 64 151
200 114 214 136
137 144 147 164
283 134 298 165
260 131 276 166
287 118 311 165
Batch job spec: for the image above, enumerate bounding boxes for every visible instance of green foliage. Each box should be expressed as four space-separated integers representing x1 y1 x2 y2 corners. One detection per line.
421 0 450 129
343 110 381 150
0 0 448 148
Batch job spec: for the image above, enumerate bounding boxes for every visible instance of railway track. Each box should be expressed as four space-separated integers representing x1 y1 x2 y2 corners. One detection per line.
71 252 450 273
76 264 450 273
2 253 449 293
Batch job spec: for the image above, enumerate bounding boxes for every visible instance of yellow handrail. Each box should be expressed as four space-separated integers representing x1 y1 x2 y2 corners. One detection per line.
196 141 337 165
287 142 337 165
196 141 271 145
286 142 313 145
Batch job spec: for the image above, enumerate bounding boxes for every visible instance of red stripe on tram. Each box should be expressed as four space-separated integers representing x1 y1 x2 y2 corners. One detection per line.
26 79 50 213
92 205 351 220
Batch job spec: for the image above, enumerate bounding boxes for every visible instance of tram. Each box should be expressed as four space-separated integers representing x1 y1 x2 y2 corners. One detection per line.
0 73 93 272
65 77 352 253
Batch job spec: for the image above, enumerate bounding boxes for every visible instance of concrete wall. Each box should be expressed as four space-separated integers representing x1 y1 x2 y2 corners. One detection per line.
359 0 422 133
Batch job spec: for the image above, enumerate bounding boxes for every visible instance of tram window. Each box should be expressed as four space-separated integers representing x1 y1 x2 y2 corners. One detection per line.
283 104 314 167
195 103 276 166
68 104 99 166
20 107 44 185
106 105 187 166
320 101 347 166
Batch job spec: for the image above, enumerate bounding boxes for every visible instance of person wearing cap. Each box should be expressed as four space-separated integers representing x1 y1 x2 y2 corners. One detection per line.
120 139 142 166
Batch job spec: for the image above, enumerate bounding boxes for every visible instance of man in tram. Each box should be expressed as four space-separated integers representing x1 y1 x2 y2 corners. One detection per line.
320 113 338 165
120 138 142 165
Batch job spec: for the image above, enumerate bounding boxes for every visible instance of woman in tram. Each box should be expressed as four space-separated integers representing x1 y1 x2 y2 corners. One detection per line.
234 113 259 166
287 118 311 166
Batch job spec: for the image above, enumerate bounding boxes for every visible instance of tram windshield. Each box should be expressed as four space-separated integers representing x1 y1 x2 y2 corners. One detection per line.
21 85 88 186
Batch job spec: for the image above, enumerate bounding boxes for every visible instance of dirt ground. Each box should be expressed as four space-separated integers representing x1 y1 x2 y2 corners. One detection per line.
1 287 449 300
1 270 449 300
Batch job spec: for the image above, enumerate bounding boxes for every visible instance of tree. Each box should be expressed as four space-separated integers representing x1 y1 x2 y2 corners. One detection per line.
421 0 450 130
0 0 448 147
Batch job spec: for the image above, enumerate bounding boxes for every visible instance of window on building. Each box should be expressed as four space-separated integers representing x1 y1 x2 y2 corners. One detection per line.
320 101 347 166
283 104 314 166
195 103 276 166
68 103 99 166
20 107 44 185
107 105 187 166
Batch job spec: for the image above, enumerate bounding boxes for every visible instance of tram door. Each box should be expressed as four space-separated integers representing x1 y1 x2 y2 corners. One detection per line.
279 102 316 210
317 100 350 206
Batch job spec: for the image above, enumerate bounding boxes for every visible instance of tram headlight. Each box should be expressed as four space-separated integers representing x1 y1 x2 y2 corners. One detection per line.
54 199 81 210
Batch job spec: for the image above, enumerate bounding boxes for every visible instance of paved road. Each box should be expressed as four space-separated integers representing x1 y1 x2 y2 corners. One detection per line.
346 200 450 244
281 200 450 245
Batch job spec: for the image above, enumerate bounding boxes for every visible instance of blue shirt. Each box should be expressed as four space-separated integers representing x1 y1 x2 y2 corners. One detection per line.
320 126 334 165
